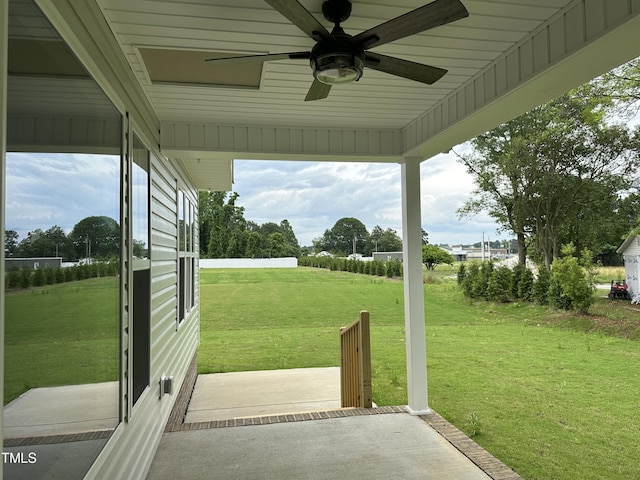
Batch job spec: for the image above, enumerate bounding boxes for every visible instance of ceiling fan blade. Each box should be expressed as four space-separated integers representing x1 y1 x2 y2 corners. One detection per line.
365 53 447 84
305 79 332 101
354 0 469 50
264 0 332 41
205 52 310 64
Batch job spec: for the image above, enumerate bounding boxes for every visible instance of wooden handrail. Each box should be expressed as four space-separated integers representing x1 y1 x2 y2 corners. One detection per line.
340 310 372 408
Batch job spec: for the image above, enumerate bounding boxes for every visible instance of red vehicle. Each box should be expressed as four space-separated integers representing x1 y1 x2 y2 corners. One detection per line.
608 280 630 300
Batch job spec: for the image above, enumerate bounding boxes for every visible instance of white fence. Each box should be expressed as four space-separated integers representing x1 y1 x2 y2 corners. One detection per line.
199 258 298 269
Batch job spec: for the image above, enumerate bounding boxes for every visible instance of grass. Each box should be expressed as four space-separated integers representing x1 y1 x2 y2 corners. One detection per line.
593 265 626 284
198 267 640 480
4 277 120 404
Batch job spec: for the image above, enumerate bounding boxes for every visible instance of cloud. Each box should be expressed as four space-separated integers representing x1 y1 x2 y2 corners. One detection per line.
234 154 501 246
5 149 503 250
5 153 120 239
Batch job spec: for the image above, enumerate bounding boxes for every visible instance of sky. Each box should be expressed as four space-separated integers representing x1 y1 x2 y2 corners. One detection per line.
5 152 120 241
233 147 501 247
4 146 503 248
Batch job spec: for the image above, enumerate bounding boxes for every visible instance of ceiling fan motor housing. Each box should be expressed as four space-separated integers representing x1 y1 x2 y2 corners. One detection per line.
322 0 352 24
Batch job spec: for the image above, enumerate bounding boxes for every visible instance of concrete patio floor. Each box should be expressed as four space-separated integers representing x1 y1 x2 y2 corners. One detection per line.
147 368 522 480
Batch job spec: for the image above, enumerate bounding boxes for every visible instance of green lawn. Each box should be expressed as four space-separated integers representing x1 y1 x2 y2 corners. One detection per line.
4 277 120 403
5 267 639 479
198 267 640 480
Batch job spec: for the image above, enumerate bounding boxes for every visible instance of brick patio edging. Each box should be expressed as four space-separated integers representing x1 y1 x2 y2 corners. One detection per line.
165 406 405 432
419 411 522 480
4 429 113 447
165 405 523 480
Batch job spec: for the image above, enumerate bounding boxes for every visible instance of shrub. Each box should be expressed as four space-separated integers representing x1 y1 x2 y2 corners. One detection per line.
473 261 493 299
461 262 480 298
32 267 45 287
44 267 55 285
64 266 76 282
487 266 512 303
19 268 31 289
511 263 527 299
363 261 371 275
457 263 466 286
517 268 535 302
533 267 551 305
386 259 402 278
550 244 595 314
6 268 20 289
55 267 66 284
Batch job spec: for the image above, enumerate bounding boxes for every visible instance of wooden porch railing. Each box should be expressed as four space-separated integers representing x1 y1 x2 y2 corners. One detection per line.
340 310 372 408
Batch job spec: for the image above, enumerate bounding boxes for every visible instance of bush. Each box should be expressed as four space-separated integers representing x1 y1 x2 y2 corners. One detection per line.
533 267 551 305
517 268 535 302
461 262 480 298
386 259 402 278
32 268 45 287
457 263 466 286
487 266 512 302
548 276 572 310
55 267 66 284
6 268 20 289
550 245 595 314
64 266 76 282
44 267 55 285
19 268 31 289
473 261 494 299
511 263 527 298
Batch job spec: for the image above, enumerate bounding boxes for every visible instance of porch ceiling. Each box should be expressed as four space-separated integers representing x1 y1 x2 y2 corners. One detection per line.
20 0 640 189
96 1 640 162
98 0 566 130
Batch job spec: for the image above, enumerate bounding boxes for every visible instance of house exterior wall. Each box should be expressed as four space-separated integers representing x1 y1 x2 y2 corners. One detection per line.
86 148 200 480
13 2 202 479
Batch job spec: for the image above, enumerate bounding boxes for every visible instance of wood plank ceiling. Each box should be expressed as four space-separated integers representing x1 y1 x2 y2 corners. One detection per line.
97 0 571 130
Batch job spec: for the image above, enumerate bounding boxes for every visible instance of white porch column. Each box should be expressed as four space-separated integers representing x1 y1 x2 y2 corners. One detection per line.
401 158 429 414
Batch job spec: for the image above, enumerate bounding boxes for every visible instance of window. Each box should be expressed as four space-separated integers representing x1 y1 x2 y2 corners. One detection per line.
178 189 196 325
132 135 150 405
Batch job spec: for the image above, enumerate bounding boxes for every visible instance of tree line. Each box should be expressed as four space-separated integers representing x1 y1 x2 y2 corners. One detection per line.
5 216 121 261
311 216 413 256
458 57 640 268
198 191 301 258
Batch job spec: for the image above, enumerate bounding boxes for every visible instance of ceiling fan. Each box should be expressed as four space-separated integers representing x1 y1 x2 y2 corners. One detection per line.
205 0 469 101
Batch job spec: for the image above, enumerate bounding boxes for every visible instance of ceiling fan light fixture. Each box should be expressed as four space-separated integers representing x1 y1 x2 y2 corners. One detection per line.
312 52 363 84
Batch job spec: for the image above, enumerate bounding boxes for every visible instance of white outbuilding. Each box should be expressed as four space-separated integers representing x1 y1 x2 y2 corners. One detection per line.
617 236 640 303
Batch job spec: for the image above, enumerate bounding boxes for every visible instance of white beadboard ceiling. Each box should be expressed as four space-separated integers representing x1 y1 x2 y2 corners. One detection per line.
9 0 640 190
97 0 570 129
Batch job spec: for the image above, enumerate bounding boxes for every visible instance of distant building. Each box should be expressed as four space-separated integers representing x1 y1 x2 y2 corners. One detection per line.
448 245 508 261
5 257 63 271
373 252 403 262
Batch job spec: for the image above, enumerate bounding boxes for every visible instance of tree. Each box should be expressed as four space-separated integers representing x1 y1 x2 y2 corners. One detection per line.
458 92 639 269
69 216 119 260
422 244 453 270
577 57 640 119
5 230 18 256
313 217 369 255
198 191 247 258
267 232 288 258
369 226 402 254
198 191 301 258
244 231 263 258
